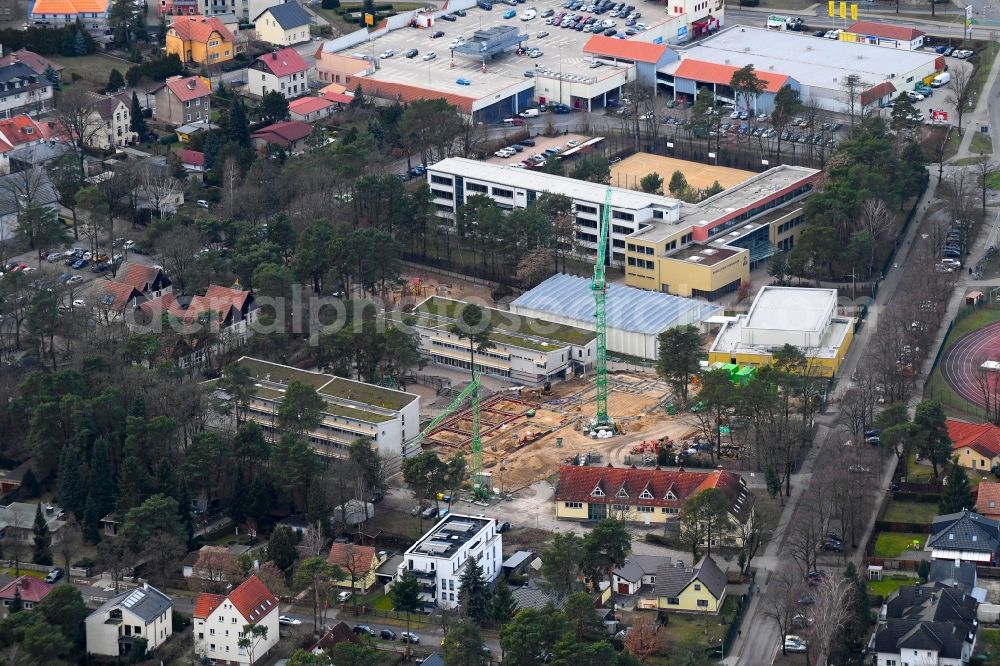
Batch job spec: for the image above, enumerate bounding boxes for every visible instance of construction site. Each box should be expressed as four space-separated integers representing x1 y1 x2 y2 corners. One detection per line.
417 372 703 492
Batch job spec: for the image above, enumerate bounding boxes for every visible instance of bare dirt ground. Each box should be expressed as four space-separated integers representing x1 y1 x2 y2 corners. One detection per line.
422 370 704 492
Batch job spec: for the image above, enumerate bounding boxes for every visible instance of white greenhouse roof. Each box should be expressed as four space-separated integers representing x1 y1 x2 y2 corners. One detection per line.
510 273 722 335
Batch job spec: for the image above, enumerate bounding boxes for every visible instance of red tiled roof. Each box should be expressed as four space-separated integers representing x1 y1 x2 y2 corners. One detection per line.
120 263 163 293
356 79 474 114
948 418 1000 459
204 284 251 312
251 120 312 147
0 49 63 75
860 81 896 107
164 75 211 103
169 16 234 44
178 148 205 166
138 292 184 322
673 59 788 94
847 20 924 42
582 35 668 64
33 117 69 141
193 592 226 619
94 280 143 312
323 91 353 105
0 576 54 603
0 116 42 147
256 47 309 77
310 622 362 652
289 96 333 115
977 481 1000 519
327 543 376 572
555 465 754 520
228 575 278 623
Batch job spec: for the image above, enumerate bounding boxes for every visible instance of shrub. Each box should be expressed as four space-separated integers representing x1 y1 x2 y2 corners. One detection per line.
73 556 96 568
159 133 179 145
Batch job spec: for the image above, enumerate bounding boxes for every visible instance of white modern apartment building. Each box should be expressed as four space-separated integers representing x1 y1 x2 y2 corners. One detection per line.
397 514 502 610
85 584 173 659
426 157 684 267
233 356 421 458
389 296 597 385
193 575 280 665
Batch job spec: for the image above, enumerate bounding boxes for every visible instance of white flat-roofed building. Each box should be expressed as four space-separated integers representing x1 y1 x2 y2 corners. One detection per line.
708 286 854 377
397 514 502 610
231 356 420 459
662 25 942 114
426 157 683 267
388 296 597 385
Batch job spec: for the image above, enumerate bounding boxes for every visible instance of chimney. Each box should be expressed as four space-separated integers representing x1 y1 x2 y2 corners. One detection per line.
272 51 278 59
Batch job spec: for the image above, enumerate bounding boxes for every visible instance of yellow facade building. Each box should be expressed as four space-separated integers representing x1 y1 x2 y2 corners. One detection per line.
166 16 235 66
554 466 755 547
947 418 1000 473
654 555 727 613
707 286 855 378
327 543 384 593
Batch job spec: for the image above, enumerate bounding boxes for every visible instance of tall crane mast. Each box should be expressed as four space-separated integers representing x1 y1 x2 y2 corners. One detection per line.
591 186 613 429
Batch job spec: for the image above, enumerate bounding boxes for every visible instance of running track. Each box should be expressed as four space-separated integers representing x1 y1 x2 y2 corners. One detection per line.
941 321 1000 407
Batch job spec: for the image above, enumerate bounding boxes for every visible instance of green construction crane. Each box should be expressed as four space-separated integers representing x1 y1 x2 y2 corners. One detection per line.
591 186 613 430
408 374 488 498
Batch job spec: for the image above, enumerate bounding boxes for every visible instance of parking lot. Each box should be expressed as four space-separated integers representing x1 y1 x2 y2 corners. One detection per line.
485 131 591 165
355 0 660 101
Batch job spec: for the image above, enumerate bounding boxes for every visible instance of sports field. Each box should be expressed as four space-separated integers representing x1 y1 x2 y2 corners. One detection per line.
610 153 754 192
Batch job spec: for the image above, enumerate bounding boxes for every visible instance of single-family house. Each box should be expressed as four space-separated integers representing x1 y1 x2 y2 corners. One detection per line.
948 418 1000 473
0 50 64 81
653 555 727 614
88 92 136 150
926 510 1000 565
868 584 978 666
612 554 671 597
182 546 237 586
193 575 280 664
92 280 146 320
555 465 755 547
247 47 311 100
250 120 311 154
153 76 212 127
288 96 335 122
976 480 1000 521
0 168 59 242
253 1 311 46
0 502 64 545
85 583 173 658
178 148 205 173
308 622 361 656
511 580 565 611
166 16 236 67
327 543 384 593
0 62 53 119
0 460 33 494
0 576 53 612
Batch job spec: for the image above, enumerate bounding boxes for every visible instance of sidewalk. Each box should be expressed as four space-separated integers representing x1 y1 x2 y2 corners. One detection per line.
955 42 1000 160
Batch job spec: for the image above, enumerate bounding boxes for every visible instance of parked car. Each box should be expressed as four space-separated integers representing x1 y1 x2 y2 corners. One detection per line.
456 78 472 86
497 521 511 533
821 540 843 552
279 615 302 626
503 8 516 17
405 48 419 58
337 591 353 603
423 51 437 61
44 568 64 583
380 629 397 640
431 30 445 38
71 259 89 269
784 636 808 653
196 199 209 208
400 632 420 644
353 625 376 636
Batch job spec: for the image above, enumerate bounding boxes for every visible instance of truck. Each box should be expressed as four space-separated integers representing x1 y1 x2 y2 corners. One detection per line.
766 14 803 31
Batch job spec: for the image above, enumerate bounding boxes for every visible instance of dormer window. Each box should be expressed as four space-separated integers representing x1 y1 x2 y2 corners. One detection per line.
665 491 677 501
590 484 605 497
639 488 653 500
615 487 629 499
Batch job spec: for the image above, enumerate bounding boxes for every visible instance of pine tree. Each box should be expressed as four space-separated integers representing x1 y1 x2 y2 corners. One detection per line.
20 469 40 499
57 446 86 519
130 91 147 136
33 503 52 565
224 99 251 148
73 29 88 56
176 481 194 546
43 65 60 90
841 563 871 656
940 463 974 514
8 587 23 614
89 438 116 519
107 69 125 92
458 558 489 623
83 491 102 543
487 580 517 624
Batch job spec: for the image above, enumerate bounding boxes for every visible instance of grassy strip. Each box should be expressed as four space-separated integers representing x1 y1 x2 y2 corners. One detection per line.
970 131 993 155
883 500 939 524
869 576 917 598
873 532 926 558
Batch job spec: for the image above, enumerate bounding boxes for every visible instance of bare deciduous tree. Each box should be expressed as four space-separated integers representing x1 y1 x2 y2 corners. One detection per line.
52 85 105 179
947 65 974 135
805 576 853 664
623 618 661 663
762 567 808 655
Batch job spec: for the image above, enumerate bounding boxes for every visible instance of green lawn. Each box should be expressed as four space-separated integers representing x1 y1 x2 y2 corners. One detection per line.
874 533 926 558
986 171 1000 190
661 595 738 654
906 454 935 483
980 628 1000 662
50 53 133 87
4 568 46 579
868 575 917 598
883 500 939 525
970 132 993 155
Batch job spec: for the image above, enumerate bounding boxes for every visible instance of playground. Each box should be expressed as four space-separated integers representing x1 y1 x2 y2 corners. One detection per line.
610 153 755 192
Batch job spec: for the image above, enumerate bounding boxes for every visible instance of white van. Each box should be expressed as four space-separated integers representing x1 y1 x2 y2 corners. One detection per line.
521 9 536 20
519 108 540 118
931 71 951 87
